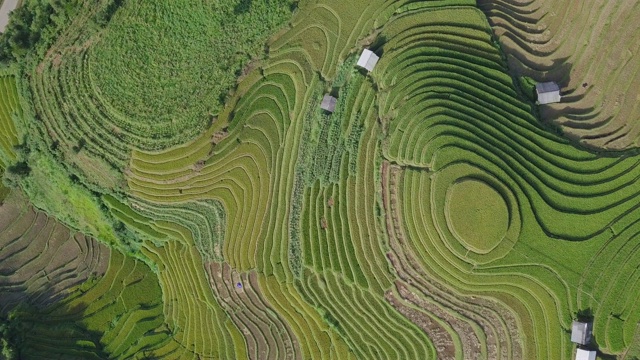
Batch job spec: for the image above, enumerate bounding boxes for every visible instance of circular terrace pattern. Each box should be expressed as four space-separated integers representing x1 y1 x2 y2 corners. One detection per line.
446 177 509 254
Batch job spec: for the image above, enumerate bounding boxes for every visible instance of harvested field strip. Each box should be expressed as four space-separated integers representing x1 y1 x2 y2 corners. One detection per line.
377 7 640 241
259 275 355 359
120 2 530 359
479 0 640 150
366 5 640 358
71 0 640 358
141 239 246 359
207 262 301 359
399 167 568 359
378 173 516 360
298 270 436 358
0 198 109 314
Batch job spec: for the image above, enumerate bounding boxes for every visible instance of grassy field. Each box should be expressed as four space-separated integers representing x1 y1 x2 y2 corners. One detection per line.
1 0 640 359
446 178 509 253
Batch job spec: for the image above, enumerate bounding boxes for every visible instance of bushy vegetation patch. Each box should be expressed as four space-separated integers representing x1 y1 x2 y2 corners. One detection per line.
88 0 295 147
0 0 80 64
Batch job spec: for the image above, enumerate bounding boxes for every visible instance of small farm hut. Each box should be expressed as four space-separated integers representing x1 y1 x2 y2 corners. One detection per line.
321 94 337 113
575 348 596 360
536 81 561 104
357 49 379 72
571 321 593 345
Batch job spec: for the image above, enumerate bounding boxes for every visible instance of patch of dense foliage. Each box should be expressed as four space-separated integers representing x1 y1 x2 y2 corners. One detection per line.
0 0 296 263
0 306 107 360
0 316 16 360
0 0 81 63
0 312 20 360
89 0 295 146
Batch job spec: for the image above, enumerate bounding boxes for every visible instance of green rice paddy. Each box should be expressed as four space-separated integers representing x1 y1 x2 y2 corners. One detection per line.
446 178 509 253
1 0 640 359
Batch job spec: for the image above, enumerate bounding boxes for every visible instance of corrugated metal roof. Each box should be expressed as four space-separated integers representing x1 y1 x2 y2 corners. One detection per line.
320 94 337 113
576 349 596 360
536 82 561 104
571 321 592 345
536 82 560 93
357 49 379 72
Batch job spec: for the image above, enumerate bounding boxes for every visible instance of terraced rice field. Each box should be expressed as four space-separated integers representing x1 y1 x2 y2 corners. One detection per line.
446 178 510 254
0 196 109 312
0 70 20 200
2 0 640 358
0 193 176 358
0 73 19 164
479 0 640 150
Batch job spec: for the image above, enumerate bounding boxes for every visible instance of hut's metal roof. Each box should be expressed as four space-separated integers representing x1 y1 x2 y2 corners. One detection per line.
357 49 379 72
571 321 592 345
321 94 337 113
575 348 596 360
536 82 561 104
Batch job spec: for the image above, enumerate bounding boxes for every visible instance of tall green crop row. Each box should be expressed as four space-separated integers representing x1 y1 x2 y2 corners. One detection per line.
121 1 565 358
0 75 20 165
0 73 22 201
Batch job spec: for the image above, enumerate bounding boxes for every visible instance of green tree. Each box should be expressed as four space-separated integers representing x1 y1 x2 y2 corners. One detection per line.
0 312 22 360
